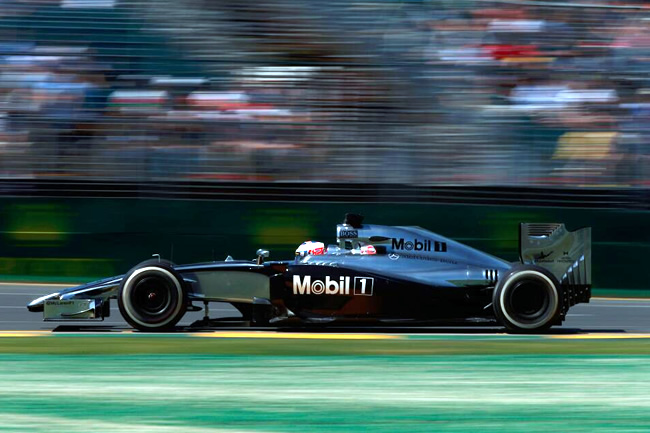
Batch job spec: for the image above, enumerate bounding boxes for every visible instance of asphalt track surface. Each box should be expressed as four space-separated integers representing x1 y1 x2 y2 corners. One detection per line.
3 284 650 433
2 282 649 333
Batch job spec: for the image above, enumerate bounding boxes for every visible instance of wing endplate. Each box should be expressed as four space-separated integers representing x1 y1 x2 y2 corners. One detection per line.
519 223 591 287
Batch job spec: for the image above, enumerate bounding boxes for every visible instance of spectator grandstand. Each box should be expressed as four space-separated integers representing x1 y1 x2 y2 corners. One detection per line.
0 0 647 187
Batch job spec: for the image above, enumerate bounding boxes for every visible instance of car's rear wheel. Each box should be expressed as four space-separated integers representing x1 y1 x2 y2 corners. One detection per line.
493 265 562 333
118 260 187 331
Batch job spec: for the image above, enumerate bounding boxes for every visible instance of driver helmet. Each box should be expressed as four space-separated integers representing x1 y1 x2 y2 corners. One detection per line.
295 241 325 257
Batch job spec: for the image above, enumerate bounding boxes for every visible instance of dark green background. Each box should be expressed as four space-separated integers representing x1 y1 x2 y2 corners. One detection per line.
0 198 647 295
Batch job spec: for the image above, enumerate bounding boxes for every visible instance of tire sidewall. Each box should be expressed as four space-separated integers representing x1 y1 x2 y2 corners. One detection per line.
118 260 187 331
493 265 562 333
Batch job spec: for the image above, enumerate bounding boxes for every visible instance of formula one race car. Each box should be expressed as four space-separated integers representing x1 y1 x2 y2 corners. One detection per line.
28 214 591 333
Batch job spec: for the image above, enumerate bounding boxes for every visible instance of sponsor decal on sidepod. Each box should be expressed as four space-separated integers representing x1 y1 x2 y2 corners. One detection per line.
392 238 447 252
338 229 359 238
293 275 374 296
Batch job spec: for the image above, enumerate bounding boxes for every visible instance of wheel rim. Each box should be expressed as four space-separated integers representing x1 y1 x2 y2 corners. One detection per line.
121 267 184 328
131 276 173 316
508 279 550 322
499 270 558 330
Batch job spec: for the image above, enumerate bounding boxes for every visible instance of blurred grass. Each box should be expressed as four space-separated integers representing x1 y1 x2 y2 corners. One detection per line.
1 353 650 432
2 335 650 355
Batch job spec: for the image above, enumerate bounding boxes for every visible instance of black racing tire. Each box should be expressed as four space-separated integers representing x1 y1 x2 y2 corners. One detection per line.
493 264 563 333
117 259 187 332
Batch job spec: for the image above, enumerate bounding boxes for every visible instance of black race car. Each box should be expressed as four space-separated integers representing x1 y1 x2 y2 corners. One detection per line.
28 214 591 333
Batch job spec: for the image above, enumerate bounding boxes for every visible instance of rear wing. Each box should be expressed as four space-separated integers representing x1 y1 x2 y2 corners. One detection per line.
519 223 591 287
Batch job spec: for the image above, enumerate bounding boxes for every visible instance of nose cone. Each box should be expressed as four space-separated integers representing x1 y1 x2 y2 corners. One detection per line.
27 292 60 312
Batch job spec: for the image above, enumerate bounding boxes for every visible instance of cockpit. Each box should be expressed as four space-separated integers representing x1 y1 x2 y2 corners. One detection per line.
335 213 381 252
295 214 386 259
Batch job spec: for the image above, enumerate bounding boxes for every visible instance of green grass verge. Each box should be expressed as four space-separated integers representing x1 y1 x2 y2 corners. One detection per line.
2 354 649 432
2 335 650 355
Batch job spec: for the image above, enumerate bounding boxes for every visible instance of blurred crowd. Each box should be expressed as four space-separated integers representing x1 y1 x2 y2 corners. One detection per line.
0 0 648 187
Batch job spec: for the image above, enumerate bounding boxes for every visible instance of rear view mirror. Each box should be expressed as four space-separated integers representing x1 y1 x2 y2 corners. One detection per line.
256 249 270 264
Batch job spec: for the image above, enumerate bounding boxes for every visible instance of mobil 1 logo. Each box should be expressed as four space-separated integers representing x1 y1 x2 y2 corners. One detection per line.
292 275 374 296
353 276 374 296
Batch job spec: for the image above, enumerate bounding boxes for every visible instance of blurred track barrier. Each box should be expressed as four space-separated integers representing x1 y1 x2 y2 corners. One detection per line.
0 257 116 283
0 193 647 295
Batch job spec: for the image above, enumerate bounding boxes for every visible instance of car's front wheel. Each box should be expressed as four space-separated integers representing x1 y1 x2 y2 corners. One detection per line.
118 260 187 331
493 265 562 333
